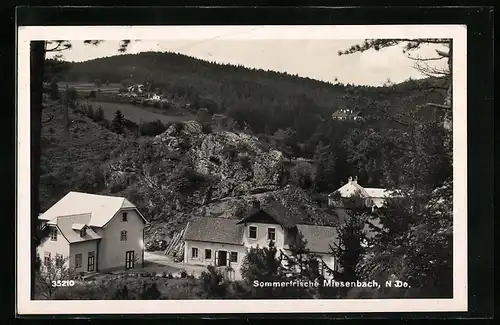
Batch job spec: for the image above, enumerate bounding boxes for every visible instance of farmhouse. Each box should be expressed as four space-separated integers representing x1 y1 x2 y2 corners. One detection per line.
37 191 149 273
331 109 363 121
127 84 145 94
327 176 393 209
183 201 339 280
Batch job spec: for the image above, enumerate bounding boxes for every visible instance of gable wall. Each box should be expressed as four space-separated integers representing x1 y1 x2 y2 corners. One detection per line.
94 208 145 271
37 225 70 262
242 222 285 249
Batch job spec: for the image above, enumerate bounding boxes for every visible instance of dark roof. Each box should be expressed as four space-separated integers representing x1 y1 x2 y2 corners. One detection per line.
183 217 244 245
237 200 305 229
297 224 339 254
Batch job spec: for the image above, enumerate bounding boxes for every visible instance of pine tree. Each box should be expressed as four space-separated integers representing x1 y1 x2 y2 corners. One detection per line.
111 110 125 134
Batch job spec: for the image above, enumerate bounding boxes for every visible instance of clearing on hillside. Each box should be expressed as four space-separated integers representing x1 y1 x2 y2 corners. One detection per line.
81 100 196 125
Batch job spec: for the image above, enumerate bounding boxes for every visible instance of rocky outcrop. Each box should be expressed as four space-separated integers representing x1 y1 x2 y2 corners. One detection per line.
99 120 332 245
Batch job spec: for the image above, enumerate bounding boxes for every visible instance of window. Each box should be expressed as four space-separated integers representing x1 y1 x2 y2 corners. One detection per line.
205 249 212 260
44 252 51 264
191 247 199 259
80 228 86 237
55 253 63 267
267 228 276 241
75 253 82 268
50 227 57 241
88 251 95 257
120 230 127 241
248 226 257 239
230 251 238 263
122 212 128 222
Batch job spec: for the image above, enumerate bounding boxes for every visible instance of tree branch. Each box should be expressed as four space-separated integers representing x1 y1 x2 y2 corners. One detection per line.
426 103 452 110
435 49 450 58
46 41 71 52
407 54 447 62
42 114 54 124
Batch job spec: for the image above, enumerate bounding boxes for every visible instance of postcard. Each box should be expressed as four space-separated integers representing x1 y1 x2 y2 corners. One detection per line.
16 24 467 315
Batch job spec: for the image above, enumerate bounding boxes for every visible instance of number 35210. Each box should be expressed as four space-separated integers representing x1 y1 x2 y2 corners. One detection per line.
51 280 75 287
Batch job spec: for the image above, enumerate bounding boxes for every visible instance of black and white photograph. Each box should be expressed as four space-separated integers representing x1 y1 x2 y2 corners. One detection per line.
17 24 467 314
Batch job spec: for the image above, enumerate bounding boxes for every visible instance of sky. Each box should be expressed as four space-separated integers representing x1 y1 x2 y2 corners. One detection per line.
48 39 448 86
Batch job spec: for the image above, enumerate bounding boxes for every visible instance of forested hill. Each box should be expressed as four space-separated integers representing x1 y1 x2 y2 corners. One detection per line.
50 51 448 189
54 51 445 137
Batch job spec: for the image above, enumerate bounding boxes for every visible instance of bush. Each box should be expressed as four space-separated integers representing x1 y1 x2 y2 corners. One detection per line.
139 120 167 137
201 124 212 134
222 144 238 160
66 87 78 102
94 107 105 122
98 118 111 129
86 105 95 119
145 239 168 251
139 282 162 299
239 155 252 170
160 101 172 110
49 79 60 100
180 270 188 278
199 266 228 298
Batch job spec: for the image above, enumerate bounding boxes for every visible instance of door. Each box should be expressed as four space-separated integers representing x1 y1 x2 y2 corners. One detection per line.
87 252 95 272
125 250 135 270
217 251 227 267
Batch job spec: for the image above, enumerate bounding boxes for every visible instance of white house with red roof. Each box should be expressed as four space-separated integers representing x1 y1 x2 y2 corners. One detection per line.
37 191 149 273
182 200 339 281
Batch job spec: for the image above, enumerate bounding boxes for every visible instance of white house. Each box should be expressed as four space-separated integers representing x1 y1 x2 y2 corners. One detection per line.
127 84 145 94
37 191 149 273
183 201 339 281
327 176 392 209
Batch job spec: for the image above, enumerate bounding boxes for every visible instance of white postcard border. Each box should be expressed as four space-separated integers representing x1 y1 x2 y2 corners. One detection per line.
16 24 467 315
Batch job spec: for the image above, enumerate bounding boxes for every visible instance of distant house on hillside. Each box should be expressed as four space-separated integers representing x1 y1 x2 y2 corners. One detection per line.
128 84 145 94
332 109 363 121
37 191 149 273
327 176 393 210
182 200 339 281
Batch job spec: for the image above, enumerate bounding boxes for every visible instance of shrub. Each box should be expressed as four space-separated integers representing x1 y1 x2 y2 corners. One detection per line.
139 120 167 137
160 101 172 110
66 87 78 102
201 124 212 134
239 155 252 170
86 105 95 119
94 107 105 122
49 78 59 100
222 145 238 160
180 270 188 278
139 282 162 299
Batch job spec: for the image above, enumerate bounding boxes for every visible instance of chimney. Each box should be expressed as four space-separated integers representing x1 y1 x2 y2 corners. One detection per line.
353 176 358 184
348 176 353 183
252 200 261 210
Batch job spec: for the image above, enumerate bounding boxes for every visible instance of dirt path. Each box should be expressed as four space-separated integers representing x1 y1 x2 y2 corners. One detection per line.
143 251 207 277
